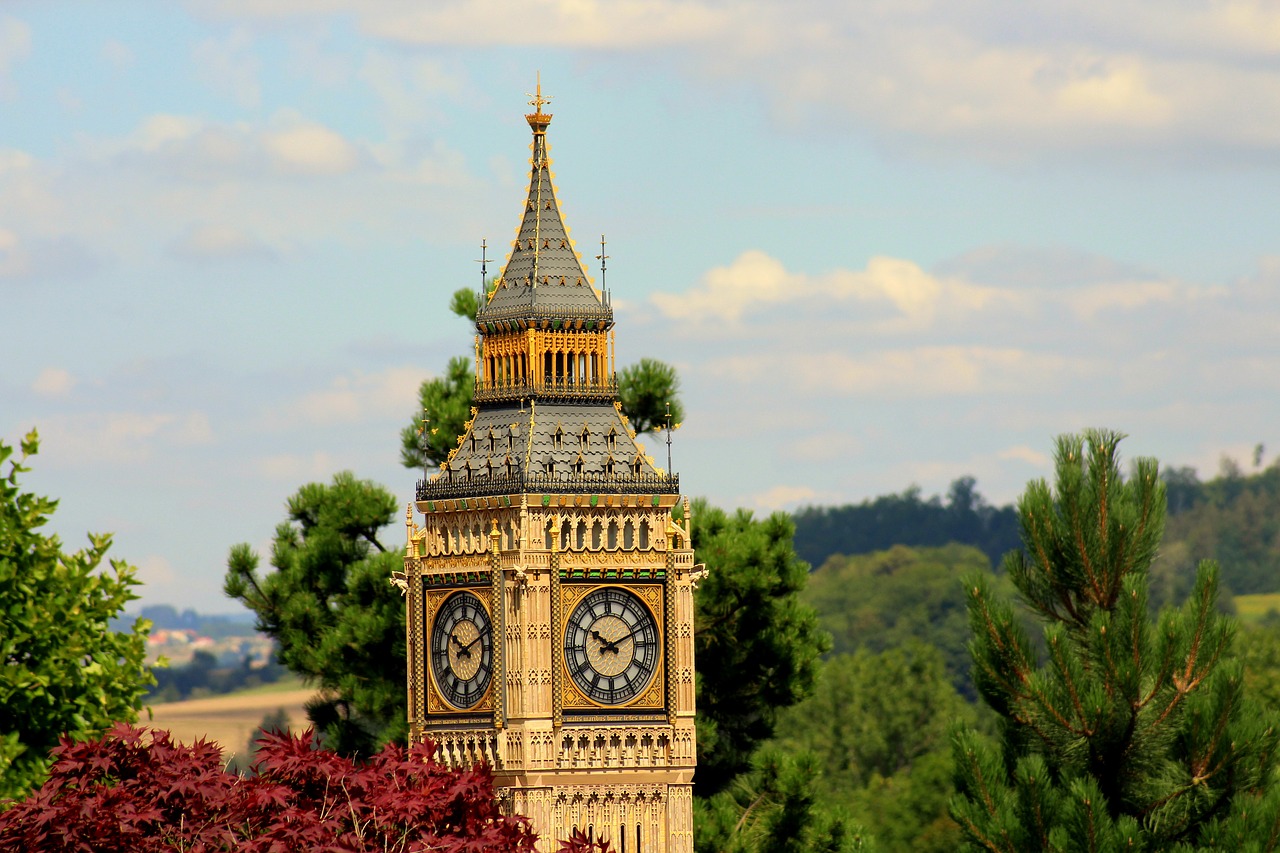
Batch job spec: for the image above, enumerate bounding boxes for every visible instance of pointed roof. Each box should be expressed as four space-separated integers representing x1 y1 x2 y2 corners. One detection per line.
477 88 612 325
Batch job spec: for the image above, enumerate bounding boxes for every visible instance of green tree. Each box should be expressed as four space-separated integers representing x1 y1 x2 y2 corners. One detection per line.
224 472 406 755
804 544 1017 699
399 355 476 470
693 501 828 797
695 746 873 853
773 645 971 853
617 357 684 435
0 429 154 799
951 430 1280 850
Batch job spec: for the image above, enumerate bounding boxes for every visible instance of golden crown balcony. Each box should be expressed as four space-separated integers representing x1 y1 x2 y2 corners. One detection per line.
473 376 620 404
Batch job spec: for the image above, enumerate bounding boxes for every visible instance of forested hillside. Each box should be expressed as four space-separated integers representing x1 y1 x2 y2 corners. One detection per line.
795 460 1280 603
776 455 1280 851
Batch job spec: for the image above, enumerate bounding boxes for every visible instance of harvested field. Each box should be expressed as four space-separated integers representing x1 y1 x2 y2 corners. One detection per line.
146 680 317 761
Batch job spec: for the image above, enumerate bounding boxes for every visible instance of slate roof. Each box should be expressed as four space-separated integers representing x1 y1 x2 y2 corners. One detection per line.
416 402 677 500
477 121 612 324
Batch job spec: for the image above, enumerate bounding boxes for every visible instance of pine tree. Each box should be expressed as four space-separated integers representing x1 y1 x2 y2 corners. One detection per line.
951 429 1280 851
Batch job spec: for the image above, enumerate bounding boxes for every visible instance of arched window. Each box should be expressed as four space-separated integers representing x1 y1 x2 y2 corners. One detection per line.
591 520 602 549
639 519 650 549
544 520 554 550
576 520 587 549
607 520 619 550
623 519 635 549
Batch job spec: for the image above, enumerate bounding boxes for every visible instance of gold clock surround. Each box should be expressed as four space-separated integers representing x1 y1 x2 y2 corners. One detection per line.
424 586 496 716
558 582 665 712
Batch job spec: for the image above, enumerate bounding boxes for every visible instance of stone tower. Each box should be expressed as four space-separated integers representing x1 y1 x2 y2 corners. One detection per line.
403 86 698 853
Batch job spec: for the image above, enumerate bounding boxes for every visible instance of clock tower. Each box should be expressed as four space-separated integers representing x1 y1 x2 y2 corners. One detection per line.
402 86 699 852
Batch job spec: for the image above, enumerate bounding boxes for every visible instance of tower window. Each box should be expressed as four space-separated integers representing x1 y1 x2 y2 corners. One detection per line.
579 426 589 450
553 426 564 451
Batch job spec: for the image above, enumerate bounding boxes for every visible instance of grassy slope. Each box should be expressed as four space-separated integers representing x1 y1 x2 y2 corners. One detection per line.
1234 593 1280 626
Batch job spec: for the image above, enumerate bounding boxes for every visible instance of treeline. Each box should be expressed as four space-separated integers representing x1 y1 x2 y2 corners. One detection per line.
792 476 1020 570
794 461 1280 603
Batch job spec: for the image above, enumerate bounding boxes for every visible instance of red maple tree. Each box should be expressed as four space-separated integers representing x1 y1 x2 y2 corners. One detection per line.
0 723 536 852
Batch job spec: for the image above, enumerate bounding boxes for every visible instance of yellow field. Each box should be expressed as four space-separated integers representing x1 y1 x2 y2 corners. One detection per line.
1234 593 1280 625
145 678 318 761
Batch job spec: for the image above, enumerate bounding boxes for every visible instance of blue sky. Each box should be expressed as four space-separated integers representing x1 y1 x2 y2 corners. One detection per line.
3 1 1278 612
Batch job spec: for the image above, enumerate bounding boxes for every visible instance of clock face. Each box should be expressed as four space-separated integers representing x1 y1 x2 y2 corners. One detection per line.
430 591 493 710
563 587 659 705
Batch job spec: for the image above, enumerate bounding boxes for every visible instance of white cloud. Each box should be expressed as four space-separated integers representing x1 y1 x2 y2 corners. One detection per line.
169 223 276 263
102 39 135 70
256 450 338 482
134 554 178 587
749 484 822 513
0 15 31 100
31 367 75 398
0 227 21 276
192 0 1280 162
998 445 1051 467
263 122 359 175
0 227 99 282
707 347 1084 398
193 28 262 107
653 250 1009 329
198 0 729 48
266 367 424 429
37 411 214 467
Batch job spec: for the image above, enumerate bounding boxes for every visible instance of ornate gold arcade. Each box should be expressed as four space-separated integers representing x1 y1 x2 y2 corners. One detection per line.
475 326 616 402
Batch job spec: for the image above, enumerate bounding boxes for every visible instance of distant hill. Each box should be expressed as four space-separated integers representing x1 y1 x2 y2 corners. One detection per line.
113 604 255 640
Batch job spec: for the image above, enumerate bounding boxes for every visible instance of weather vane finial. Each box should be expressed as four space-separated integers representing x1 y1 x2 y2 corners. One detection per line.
527 71 552 116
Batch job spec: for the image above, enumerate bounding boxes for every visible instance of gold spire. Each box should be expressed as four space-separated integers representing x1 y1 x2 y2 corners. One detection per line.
525 72 553 134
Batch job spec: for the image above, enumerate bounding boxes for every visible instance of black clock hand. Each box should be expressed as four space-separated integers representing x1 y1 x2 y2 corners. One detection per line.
461 625 491 653
450 632 472 659
592 625 645 654
591 629 619 653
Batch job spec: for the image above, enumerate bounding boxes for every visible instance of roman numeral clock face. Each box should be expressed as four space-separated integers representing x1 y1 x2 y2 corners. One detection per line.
564 587 659 705
430 591 493 710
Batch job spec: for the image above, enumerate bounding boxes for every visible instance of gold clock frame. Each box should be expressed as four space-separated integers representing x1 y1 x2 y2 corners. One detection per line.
557 582 666 712
424 586 497 716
